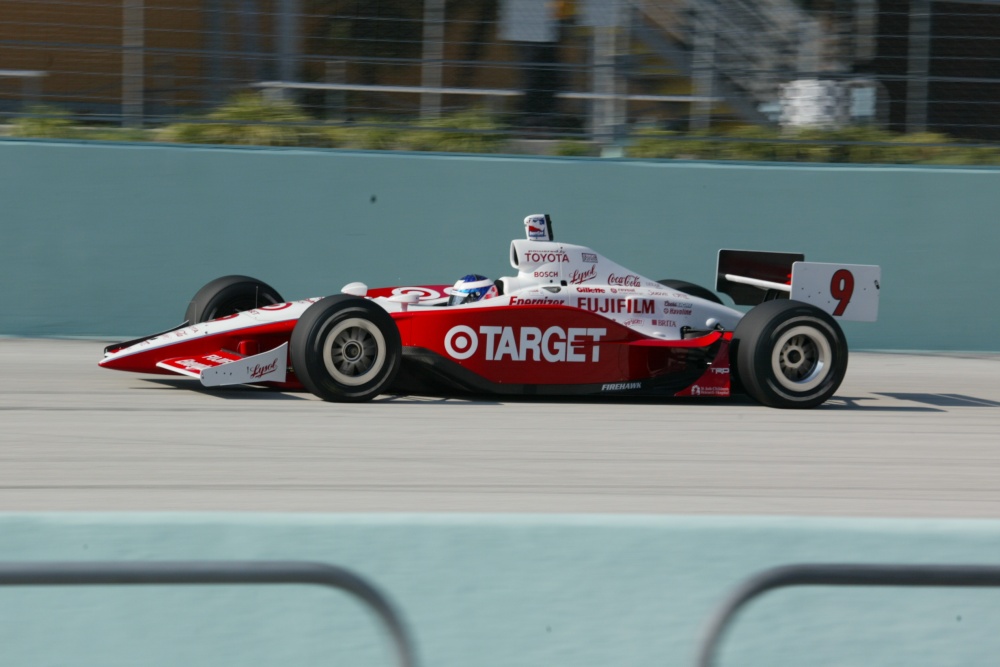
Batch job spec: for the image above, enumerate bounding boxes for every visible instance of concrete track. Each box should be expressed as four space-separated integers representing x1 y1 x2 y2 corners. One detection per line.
2 338 999 516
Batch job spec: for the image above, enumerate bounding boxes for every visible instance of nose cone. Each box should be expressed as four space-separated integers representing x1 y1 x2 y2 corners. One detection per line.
98 337 170 374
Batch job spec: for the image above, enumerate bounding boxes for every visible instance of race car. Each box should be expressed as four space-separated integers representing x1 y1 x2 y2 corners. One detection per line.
99 214 880 408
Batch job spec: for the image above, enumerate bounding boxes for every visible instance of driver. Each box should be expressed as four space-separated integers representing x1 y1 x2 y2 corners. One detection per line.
448 274 499 306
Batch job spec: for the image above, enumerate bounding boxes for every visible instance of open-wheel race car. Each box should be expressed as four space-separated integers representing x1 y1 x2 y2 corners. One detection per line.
100 215 880 408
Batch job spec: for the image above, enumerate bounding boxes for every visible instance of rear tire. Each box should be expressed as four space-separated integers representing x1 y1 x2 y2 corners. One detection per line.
657 279 723 305
290 295 402 402
185 275 284 324
732 300 847 409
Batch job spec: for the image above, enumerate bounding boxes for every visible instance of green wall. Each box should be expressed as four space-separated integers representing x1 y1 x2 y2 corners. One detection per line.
2 139 998 350
3 513 1000 667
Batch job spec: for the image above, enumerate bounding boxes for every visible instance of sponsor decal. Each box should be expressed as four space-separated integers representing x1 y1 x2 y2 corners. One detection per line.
576 297 654 315
602 382 641 392
623 318 644 326
577 286 606 294
710 367 729 375
523 250 570 264
568 266 597 284
663 301 693 316
444 325 606 362
525 214 550 241
177 359 210 371
652 319 678 328
534 270 559 278
249 359 278 379
259 303 292 311
608 273 641 287
205 354 232 364
582 252 598 263
690 385 729 397
509 296 561 306
609 287 636 294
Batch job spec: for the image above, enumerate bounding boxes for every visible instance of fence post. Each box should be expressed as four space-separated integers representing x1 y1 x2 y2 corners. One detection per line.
422 0 446 119
906 0 932 132
123 0 144 128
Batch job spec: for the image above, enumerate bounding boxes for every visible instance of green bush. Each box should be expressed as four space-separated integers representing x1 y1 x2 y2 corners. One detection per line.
553 140 598 157
398 110 508 153
160 92 312 146
11 94 1000 166
324 121 402 150
322 109 508 153
10 106 79 139
624 124 1000 165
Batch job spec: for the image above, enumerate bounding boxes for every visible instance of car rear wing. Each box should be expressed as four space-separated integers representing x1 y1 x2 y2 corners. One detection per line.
717 249 881 322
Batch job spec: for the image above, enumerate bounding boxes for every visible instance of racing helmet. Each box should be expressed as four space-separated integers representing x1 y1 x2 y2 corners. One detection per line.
449 274 498 306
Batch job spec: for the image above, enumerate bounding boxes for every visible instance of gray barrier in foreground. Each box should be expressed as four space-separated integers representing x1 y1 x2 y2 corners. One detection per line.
0 560 418 667
696 563 1000 667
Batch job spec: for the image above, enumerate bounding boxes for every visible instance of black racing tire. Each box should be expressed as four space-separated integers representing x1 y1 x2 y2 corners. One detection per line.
184 275 284 324
657 279 723 305
290 295 402 402
732 299 848 409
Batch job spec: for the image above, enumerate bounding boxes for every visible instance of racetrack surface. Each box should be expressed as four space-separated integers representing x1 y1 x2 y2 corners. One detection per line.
2 338 999 517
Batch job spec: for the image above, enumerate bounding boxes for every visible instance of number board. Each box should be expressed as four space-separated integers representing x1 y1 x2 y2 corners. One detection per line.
791 262 881 322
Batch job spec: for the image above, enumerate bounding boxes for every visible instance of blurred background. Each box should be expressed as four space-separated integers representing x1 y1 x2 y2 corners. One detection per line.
2 0 1000 162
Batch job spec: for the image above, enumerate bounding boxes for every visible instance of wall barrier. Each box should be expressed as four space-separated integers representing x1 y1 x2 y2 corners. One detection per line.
3 514 1000 667
2 139 1000 350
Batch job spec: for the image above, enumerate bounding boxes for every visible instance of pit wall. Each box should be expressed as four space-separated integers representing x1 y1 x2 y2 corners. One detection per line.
2 139 998 350
3 513 1000 667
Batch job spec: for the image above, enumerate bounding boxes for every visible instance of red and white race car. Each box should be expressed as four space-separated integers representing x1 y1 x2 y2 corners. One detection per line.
100 215 880 408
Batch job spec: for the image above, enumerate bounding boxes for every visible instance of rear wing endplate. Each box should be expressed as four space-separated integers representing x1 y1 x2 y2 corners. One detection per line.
717 249 880 322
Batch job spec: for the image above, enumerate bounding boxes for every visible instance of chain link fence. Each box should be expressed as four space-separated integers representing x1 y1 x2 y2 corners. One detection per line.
2 0 999 162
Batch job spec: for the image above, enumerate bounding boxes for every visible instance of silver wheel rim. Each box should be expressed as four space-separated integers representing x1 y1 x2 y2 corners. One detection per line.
322 317 387 387
770 324 832 393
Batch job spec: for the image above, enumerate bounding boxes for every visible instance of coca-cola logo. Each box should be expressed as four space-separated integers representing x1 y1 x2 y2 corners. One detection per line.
608 273 641 287
569 266 597 284
523 251 569 263
249 359 278 379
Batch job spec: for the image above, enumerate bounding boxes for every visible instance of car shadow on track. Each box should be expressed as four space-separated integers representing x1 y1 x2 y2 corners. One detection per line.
140 379 992 412
821 393 1000 411
141 378 311 401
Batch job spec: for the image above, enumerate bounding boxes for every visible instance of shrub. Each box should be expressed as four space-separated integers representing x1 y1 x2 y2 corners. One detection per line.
399 110 508 153
10 106 78 139
161 92 312 146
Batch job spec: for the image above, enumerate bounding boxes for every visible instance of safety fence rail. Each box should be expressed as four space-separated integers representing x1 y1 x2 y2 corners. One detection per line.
0 560 418 667
696 563 1000 667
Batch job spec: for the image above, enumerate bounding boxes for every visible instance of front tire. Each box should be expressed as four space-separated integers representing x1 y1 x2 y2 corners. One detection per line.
185 275 284 324
732 300 847 409
290 295 402 402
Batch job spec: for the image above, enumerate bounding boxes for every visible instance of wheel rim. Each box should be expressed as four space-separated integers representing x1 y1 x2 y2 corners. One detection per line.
321 317 387 387
770 324 832 393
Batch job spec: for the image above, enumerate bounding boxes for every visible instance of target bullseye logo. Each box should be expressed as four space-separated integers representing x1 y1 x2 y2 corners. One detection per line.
392 287 440 301
444 325 478 359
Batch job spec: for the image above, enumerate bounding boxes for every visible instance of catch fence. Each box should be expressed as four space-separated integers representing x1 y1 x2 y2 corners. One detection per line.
2 0 999 161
